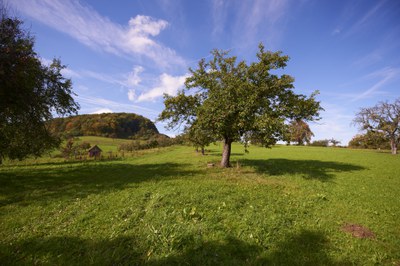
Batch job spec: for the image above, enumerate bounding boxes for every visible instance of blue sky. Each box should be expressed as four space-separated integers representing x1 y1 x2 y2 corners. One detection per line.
8 0 400 145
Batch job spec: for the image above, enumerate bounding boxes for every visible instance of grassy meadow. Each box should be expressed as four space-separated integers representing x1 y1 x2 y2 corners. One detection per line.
0 141 399 265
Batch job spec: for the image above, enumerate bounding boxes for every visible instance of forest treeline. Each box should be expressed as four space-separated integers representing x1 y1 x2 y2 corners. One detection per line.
48 113 159 139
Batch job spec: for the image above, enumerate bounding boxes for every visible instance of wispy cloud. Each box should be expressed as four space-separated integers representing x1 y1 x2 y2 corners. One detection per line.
352 50 383 68
238 0 290 48
331 28 341 36
61 67 81 79
126 66 144 87
11 0 185 68
211 0 230 36
352 27 400 69
211 0 290 49
127 90 136 102
345 0 386 37
310 103 357 145
136 73 188 102
40 57 81 78
66 66 144 90
351 67 400 102
80 70 126 87
56 64 187 104
77 95 159 117
333 0 388 37
330 67 400 102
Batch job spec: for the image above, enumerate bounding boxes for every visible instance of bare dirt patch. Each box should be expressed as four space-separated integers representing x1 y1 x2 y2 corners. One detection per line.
341 223 375 239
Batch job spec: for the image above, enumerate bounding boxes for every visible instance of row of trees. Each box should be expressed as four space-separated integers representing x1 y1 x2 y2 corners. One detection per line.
284 97 399 153
118 135 178 152
308 138 341 147
348 132 390 150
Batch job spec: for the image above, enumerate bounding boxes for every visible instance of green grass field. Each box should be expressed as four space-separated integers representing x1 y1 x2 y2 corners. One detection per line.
1 141 399 265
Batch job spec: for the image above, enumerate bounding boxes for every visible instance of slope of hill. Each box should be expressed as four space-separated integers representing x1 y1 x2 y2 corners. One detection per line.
48 113 159 139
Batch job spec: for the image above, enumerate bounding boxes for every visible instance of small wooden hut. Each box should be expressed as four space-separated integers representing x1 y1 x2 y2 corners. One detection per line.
88 145 102 158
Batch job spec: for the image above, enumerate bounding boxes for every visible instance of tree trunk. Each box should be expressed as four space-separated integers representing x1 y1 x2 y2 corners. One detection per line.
220 138 232 167
390 138 397 155
201 147 205 155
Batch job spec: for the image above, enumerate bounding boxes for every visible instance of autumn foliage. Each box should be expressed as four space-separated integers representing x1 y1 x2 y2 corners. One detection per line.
48 113 159 139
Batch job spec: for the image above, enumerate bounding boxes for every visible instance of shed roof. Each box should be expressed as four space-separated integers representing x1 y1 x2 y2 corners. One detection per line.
88 145 102 152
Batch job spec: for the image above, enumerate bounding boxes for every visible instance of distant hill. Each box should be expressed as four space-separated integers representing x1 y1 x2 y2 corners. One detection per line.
48 113 159 139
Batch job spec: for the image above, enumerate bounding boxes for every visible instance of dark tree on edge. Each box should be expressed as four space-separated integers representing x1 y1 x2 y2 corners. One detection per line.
0 7 79 163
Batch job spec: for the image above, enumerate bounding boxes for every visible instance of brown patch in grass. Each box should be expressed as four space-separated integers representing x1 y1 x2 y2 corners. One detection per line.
341 223 375 239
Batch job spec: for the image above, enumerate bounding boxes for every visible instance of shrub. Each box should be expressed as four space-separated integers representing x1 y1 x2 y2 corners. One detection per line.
310 139 329 147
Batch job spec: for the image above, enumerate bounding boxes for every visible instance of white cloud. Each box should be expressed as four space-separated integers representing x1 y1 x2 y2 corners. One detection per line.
128 15 168 37
126 66 144 101
60 67 81 78
126 66 144 87
127 89 136 101
10 0 185 68
136 73 188 102
91 108 113 114
39 57 53 66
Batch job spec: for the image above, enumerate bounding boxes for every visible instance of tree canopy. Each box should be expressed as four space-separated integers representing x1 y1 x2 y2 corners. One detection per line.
348 131 390 150
287 119 314 145
48 113 159 139
0 9 79 163
353 98 400 154
159 44 322 167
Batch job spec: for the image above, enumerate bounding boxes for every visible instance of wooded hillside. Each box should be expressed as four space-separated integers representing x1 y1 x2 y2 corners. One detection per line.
48 113 159 139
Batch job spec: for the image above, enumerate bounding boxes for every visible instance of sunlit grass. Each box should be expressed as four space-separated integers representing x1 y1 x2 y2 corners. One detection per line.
74 136 132 152
1 144 399 265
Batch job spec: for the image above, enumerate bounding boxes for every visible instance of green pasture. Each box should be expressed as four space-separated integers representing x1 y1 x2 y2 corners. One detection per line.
3 136 133 165
0 143 399 265
73 136 132 152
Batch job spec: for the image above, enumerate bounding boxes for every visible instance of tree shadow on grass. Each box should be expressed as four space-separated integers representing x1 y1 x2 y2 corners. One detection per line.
241 159 365 181
152 230 351 265
0 162 202 207
0 235 146 266
0 230 351 265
